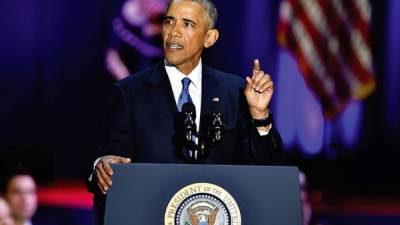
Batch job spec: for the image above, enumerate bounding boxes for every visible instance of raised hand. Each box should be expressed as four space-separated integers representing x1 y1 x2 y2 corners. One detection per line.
244 59 274 120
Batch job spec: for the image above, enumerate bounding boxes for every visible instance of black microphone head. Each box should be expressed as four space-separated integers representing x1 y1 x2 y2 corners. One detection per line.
182 102 196 118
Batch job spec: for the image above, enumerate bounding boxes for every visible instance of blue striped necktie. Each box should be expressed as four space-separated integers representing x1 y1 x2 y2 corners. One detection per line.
178 77 192 111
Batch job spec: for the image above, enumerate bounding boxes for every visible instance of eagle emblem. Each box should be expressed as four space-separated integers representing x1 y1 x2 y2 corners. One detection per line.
187 202 219 225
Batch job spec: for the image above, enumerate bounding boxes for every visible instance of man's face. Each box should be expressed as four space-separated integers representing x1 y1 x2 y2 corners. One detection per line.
0 198 14 225
162 0 210 72
5 175 37 222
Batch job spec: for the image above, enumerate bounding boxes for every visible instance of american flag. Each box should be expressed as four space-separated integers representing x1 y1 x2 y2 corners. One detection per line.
277 0 376 118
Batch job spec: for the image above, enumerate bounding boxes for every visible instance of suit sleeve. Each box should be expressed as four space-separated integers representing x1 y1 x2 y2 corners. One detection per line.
86 83 134 193
97 83 134 158
238 89 284 165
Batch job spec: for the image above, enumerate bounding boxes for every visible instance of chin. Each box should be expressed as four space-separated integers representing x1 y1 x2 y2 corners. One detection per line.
165 56 183 66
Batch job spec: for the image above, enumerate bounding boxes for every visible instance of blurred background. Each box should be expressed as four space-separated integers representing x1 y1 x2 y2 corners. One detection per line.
0 0 399 224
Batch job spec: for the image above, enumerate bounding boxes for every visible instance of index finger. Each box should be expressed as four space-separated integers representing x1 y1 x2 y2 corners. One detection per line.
253 59 261 77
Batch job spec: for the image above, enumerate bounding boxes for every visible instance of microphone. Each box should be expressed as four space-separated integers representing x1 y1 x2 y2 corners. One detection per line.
210 97 225 144
182 102 197 142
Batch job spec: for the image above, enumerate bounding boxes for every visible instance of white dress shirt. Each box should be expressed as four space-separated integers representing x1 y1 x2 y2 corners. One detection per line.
164 59 202 131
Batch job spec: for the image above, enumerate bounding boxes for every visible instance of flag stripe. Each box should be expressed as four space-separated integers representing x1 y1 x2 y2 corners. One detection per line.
285 25 340 114
301 0 364 98
277 0 375 117
330 0 374 88
295 0 352 101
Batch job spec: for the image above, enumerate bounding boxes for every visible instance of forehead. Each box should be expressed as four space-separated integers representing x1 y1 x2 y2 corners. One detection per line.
166 1 207 21
7 175 36 190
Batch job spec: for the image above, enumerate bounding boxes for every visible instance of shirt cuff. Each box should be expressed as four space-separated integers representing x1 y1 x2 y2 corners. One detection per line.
257 123 273 136
88 157 102 182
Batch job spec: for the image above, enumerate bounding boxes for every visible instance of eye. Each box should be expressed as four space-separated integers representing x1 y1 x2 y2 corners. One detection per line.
184 21 194 28
163 18 174 25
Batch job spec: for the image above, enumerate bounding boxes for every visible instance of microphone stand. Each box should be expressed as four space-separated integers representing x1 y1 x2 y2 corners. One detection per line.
181 99 225 163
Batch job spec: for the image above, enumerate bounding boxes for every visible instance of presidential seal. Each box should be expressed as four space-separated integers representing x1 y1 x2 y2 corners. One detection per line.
164 183 241 225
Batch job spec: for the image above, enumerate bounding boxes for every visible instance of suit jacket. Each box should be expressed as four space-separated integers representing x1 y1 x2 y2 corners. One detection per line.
88 61 283 224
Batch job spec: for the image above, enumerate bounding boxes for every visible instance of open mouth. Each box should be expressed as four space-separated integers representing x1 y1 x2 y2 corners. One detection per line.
166 42 184 50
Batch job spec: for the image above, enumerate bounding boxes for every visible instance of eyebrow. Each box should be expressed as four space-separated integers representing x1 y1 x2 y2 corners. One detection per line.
183 18 196 25
162 16 197 26
162 16 174 21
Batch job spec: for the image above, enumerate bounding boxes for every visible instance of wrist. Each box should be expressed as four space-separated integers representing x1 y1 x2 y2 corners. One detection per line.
250 108 270 120
251 111 272 127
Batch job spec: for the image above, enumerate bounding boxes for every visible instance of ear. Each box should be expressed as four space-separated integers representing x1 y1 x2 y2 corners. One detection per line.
204 29 219 48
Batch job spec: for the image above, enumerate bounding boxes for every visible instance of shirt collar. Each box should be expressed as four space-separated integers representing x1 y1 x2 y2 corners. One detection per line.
164 59 202 89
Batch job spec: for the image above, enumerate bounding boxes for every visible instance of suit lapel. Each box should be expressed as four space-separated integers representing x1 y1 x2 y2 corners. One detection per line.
146 63 222 132
200 65 221 130
147 62 178 128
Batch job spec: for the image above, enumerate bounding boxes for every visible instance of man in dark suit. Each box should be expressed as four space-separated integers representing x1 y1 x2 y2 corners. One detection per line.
88 0 283 223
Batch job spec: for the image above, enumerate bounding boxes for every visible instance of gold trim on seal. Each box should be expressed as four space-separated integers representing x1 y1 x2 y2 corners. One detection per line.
164 183 241 225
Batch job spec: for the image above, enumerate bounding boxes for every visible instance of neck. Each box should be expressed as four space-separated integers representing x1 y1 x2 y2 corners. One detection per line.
176 58 201 75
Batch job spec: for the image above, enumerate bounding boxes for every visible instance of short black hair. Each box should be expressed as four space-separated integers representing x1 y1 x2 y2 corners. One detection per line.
0 162 33 194
166 0 218 28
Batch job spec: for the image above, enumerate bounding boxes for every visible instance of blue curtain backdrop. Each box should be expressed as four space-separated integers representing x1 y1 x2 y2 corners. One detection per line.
385 0 400 138
0 0 399 192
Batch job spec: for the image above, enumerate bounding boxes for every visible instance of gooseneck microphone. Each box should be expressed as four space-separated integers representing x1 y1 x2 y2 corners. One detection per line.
209 98 225 145
182 102 197 143
177 98 225 163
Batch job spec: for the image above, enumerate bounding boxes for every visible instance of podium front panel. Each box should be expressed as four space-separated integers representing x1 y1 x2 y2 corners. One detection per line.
105 163 301 225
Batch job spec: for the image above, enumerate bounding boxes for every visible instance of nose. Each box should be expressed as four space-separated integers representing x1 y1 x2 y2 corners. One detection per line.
168 23 181 38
